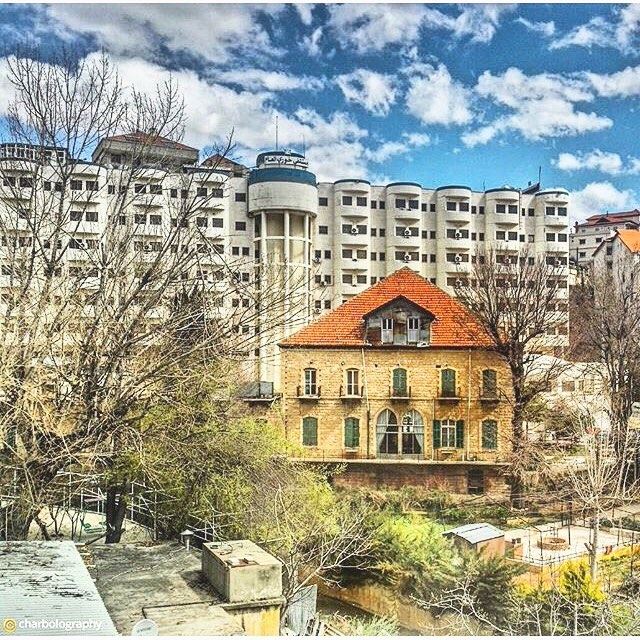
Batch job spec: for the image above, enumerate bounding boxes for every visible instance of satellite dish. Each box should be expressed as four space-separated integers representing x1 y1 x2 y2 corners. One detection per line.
132 619 158 636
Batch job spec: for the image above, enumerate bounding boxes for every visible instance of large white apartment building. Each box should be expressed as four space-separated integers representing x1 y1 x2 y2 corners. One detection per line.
0 136 570 393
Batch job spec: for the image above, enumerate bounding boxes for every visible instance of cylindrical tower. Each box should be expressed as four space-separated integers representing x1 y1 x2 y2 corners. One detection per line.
248 151 317 390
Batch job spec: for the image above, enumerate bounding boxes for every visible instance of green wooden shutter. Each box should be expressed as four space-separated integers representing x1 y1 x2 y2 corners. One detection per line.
432 420 441 449
482 420 498 449
302 417 318 446
345 418 360 448
455 420 464 449
442 369 456 397
393 368 407 394
483 370 497 397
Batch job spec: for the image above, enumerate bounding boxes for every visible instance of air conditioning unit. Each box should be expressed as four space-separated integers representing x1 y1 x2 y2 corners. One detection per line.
320 280 327 287
554 259 562 267
313 308 322 315
352 257 358 262
455 278 463 287
454 254 462 263
403 228 411 237
403 253 411 263
454 230 462 240
350 226 359 235
416 341 429 348
312 256 321 264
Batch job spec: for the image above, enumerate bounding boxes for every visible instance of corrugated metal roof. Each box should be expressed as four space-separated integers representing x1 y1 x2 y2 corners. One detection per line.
443 522 504 544
0 541 117 636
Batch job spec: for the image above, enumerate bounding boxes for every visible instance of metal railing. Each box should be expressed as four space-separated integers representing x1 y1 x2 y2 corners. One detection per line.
339 385 364 399
297 385 321 399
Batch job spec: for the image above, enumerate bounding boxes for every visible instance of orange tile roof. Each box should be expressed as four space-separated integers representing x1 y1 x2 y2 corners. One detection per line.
617 229 640 253
102 131 197 152
281 267 493 349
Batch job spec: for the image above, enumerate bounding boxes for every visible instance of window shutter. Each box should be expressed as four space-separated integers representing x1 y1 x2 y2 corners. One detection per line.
442 369 456 396
393 368 407 393
432 420 441 449
455 420 464 449
345 418 359 448
302 417 318 446
482 420 498 449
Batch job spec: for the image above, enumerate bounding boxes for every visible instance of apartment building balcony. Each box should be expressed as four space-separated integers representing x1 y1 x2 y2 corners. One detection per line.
545 215 569 228
341 231 368 246
69 190 100 204
392 207 421 222
478 385 501 404
546 241 568 253
241 381 280 403
444 237 472 251
339 385 364 401
493 212 520 226
343 280 369 293
393 234 421 248
444 261 471 274
0 186 31 201
444 209 472 223
132 193 163 208
437 388 462 402
193 196 225 211
341 258 368 271
338 206 368 220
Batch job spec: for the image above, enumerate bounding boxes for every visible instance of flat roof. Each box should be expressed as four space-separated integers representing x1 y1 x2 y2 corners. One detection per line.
444 522 504 544
0 541 117 636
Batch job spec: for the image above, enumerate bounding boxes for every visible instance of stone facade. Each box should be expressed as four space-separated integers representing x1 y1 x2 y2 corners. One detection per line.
281 345 513 498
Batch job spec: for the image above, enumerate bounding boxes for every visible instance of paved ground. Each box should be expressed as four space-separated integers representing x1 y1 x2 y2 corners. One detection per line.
505 522 625 566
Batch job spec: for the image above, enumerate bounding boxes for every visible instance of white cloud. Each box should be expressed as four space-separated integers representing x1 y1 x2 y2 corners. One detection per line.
584 65 640 98
364 131 431 164
214 69 324 92
336 69 397 116
516 17 555 38
45 4 284 63
406 63 473 126
0 58 13 117
570 182 637 223
301 27 324 57
294 4 314 26
462 67 612 146
327 4 513 53
550 4 640 54
553 150 640 175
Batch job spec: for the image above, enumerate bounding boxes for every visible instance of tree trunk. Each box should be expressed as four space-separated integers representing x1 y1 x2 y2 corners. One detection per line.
590 515 599 580
105 484 127 543
2 500 37 540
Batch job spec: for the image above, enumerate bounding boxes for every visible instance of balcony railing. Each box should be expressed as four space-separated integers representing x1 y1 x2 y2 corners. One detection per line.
389 386 411 400
479 385 500 402
340 385 364 400
297 385 321 400
437 388 461 402
241 381 278 402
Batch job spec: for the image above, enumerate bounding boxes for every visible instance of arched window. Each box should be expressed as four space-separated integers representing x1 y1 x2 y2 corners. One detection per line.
481 419 498 449
481 369 497 398
303 368 317 396
401 410 424 456
302 416 318 446
392 368 408 397
344 417 360 449
440 368 457 398
376 409 398 456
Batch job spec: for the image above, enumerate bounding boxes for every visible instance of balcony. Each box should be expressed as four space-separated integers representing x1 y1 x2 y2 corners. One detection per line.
241 381 279 403
545 215 569 228
340 385 364 401
389 386 411 401
338 206 368 219
393 233 421 248
297 385 321 401
393 207 421 221
479 385 500 403
444 261 471 274
444 236 472 251
444 208 472 223
546 241 568 253
341 231 368 246
340 258 368 271
493 212 519 226
69 190 100 203
437 388 461 403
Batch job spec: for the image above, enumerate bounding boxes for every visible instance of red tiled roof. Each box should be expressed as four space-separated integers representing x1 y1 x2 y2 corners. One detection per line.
202 154 246 170
101 131 197 152
617 229 640 253
581 210 640 227
280 267 493 349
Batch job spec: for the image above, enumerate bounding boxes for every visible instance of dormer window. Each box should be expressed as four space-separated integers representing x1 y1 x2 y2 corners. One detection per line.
381 318 393 344
407 317 420 343
365 297 433 346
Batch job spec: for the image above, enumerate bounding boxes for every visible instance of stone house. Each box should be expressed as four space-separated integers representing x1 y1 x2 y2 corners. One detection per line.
279 267 514 499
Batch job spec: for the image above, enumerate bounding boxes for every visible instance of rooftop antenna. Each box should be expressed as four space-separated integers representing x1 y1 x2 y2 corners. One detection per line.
538 165 542 187
302 133 306 157
275 115 279 151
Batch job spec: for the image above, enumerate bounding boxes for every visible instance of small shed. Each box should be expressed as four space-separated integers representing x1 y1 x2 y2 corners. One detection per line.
443 522 505 557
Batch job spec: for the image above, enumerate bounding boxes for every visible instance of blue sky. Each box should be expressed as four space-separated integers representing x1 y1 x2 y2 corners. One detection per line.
1 3 639 220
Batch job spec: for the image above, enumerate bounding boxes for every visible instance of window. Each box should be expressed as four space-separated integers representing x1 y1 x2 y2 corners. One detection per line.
345 417 360 448
407 316 420 343
196 217 208 228
70 180 82 191
495 204 506 214
377 410 398 456
371 201 377 209
440 368 456 397
558 207 567 216
400 410 424 455
446 201 457 211
134 183 146 194
342 274 353 284
380 201 386 209
70 211 82 222
342 249 353 259
196 187 208 197
302 417 318 446
149 184 162 195
319 225 328 234
433 419 463 449
324 250 331 259
235 192 246 202
319 197 328 206
482 369 497 398
346 369 360 396
395 198 406 208
430 204 436 212
381 318 393 343
150 215 161 225
135 213 147 224
170 188 178 198
86 211 98 222
479 206 485 215
409 199 419 209
342 195 352 206
496 231 506 240
459 202 469 212
304 368 317 396
546 206 555 215
508 205 518 214
356 196 367 207
211 218 223 228
392 368 407 397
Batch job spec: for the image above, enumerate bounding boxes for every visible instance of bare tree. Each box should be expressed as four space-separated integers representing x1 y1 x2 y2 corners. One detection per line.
0 48 309 540
572 254 640 491
454 246 569 505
